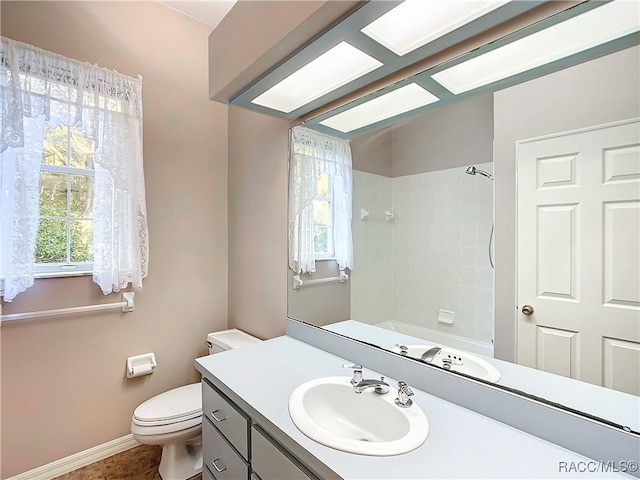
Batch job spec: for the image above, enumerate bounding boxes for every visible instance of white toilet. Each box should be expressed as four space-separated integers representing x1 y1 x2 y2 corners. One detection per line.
131 329 261 480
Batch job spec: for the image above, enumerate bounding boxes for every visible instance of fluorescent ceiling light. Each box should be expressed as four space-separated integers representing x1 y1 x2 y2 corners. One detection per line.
319 83 439 133
251 42 383 113
361 0 510 56
432 0 640 94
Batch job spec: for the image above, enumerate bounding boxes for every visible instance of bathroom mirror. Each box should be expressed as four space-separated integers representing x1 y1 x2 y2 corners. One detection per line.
287 15 640 432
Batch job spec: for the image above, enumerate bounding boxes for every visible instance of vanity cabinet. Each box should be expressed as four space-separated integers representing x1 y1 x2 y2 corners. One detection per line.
252 425 314 480
202 377 251 459
202 461 216 480
202 419 250 479
202 378 318 480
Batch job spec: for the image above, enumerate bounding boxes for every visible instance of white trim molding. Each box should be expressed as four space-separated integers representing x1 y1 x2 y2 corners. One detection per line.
6 434 139 480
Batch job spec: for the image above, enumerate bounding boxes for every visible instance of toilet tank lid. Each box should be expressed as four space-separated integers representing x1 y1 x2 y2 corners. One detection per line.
207 328 261 350
134 383 202 422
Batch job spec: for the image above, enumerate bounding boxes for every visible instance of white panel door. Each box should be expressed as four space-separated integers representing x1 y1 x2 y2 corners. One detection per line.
517 119 640 395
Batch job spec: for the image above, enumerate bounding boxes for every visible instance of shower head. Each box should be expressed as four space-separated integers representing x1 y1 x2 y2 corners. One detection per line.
465 165 494 181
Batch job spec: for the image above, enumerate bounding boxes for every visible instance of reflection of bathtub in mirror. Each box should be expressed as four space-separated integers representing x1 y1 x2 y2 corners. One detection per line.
375 320 493 357
324 319 640 432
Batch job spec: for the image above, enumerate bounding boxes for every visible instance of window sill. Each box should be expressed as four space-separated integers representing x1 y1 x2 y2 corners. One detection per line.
34 270 92 280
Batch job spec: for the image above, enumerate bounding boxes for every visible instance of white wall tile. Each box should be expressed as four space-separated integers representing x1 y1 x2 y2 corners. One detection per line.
352 163 494 343
391 162 494 342
351 171 394 324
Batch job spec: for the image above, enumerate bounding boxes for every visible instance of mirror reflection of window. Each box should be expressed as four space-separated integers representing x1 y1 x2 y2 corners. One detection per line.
288 126 353 275
312 173 334 258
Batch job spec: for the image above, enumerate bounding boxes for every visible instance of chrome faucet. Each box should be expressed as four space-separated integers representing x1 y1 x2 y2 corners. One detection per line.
395 381 414 408
353 376 390 395
343 363 389 394
420 346 441 363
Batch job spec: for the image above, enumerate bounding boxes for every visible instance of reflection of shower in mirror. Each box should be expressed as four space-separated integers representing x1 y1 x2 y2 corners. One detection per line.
464 165 494 180
465 165 494 269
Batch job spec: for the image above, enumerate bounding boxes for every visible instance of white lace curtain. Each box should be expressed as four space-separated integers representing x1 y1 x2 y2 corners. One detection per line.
0 36 148 301
288 126 353 274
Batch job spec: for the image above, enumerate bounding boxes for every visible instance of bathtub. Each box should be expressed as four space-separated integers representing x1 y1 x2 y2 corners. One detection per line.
374 320 494 357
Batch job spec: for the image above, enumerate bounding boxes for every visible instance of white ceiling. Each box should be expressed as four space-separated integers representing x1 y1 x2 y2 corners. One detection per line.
158 1 236 28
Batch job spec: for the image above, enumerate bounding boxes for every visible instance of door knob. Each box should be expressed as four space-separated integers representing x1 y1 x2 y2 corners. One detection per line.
521 304 534 315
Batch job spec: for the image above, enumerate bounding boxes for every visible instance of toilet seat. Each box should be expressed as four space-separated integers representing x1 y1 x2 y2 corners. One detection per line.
132 410 201 427
132 383 202 431
132 415 202 436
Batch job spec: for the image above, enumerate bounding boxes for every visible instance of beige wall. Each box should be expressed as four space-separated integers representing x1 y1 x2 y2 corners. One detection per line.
351 129 392 177
0 2 228 477
350 93 493 178
227 106 289 339
493 45 640 362
287 261 351 327
391 93 494 177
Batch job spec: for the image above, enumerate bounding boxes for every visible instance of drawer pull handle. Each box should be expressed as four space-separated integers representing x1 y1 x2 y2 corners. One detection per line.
211 409 226 422
212 458 227 473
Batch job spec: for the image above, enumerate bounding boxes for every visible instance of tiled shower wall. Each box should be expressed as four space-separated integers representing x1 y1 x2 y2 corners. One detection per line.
351 171 393 324
352 162 494 343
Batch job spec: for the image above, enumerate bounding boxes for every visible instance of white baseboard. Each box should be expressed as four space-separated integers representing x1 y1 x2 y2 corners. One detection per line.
6 434 139 480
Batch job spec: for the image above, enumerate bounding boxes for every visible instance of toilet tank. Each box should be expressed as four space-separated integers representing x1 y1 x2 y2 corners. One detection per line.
206 328 261 354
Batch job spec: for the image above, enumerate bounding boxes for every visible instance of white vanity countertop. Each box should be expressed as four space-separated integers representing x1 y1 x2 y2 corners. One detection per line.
326 320 640 432
195 336 634 480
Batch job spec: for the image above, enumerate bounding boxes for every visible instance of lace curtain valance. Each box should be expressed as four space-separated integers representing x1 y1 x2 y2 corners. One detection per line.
0 36 148 301
288 126 353 274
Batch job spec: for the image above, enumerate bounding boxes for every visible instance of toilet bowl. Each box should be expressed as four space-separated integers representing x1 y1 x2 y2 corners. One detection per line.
131 329 261 480
132 383 203 479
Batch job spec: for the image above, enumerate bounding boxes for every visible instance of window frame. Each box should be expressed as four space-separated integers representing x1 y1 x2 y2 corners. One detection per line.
312 172 335 260
34 127 95 277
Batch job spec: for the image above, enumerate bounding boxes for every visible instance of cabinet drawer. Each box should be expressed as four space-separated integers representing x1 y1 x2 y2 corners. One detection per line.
203 465 215 480
203 379 250 459
251 426 313 480
203 418 249 480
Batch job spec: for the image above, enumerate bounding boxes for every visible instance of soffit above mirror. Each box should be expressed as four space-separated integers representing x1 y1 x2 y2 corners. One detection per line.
229 0 545 120
306 0 640 138
230 0 639 139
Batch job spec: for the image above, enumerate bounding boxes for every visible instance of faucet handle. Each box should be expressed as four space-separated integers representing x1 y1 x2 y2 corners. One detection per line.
395 381 414 408
343 363 363 385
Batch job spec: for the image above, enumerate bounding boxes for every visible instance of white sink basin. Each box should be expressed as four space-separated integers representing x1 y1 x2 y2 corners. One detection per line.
288 376 429 456
392 344 501 383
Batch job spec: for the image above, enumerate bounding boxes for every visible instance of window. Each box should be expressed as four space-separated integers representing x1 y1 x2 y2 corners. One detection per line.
288 126 353 275
1 36 148 302
312 173 334 258
36 125 95 275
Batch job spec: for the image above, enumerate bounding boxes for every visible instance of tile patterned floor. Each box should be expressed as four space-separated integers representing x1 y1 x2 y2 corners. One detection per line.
52 445 202 480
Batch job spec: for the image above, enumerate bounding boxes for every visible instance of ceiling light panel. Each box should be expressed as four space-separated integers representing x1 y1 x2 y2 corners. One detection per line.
251 42 383 114
361 0 511 56
431 0 640 94
319 83 439 133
